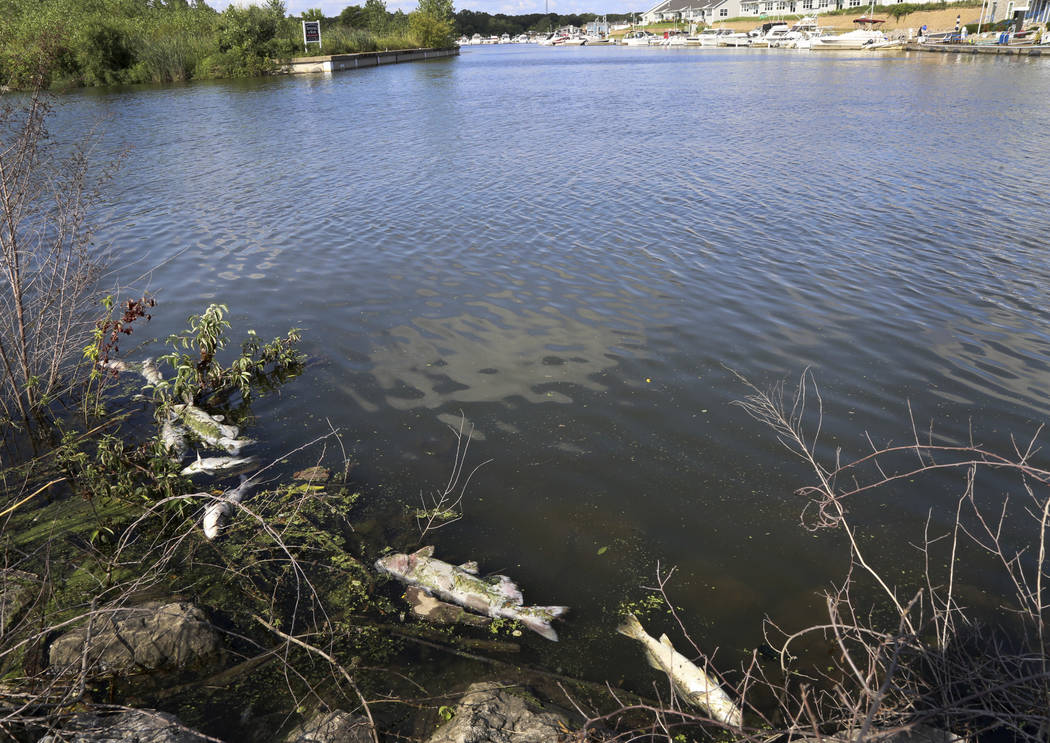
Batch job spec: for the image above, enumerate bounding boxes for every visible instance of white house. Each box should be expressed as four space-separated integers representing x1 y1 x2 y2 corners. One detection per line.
738 0 993 16
641 0 745 24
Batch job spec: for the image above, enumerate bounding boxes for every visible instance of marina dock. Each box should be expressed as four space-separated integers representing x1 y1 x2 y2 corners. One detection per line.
904 42 1046 55
285 48 459 75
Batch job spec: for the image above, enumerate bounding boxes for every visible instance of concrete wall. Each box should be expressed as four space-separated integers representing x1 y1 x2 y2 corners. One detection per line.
284 48 459 75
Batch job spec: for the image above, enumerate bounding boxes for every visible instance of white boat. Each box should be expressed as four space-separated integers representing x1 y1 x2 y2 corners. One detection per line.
690 28 734 46
621 30 657 46
657 30 689 46
718 32 752 47
809 16 888 50
753 22 790 47
500 33 511 44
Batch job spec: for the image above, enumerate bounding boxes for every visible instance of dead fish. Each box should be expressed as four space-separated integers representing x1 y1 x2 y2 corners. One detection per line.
617 613 742 727
160 418 190 459
173 403 239 445
217 435 254 455
202 476 253 540
140 357 164 387
181 453 257 477
374 546 568 641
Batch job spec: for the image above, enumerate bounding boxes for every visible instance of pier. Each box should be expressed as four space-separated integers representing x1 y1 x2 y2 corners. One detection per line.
285 47 459 75
904 42 1046 56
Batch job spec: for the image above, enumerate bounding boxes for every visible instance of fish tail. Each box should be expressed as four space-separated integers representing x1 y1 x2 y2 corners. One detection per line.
515 606 569 642
617 612 645 641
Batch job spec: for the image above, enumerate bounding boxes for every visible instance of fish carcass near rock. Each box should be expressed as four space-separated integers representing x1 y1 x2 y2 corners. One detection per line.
617 613 743 727
375 546 568 641
181 453 257 478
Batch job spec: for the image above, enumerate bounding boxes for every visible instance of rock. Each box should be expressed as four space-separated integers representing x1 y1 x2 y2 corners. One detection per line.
48 601 222 675
37 709 211 742
293 466 330 482
404 586 491 628
1 569 37 633
284 710 373 743
425 682 569 743
796 725 962 743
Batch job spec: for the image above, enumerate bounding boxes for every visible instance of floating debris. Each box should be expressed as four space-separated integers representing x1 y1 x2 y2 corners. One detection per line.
293 466 330 482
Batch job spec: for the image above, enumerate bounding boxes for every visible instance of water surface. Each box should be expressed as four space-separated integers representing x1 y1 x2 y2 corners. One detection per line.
61 44 1050 683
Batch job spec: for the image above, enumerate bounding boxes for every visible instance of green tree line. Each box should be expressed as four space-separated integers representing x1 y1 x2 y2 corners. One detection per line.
0 0 456 89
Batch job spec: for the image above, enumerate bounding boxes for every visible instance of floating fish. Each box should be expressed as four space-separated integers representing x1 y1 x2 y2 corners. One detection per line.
140 357 164 387
617 613 742 727
202 476 253 540
173 404 239 445
181 453 257 477
375 546 568 641
160 418 190 459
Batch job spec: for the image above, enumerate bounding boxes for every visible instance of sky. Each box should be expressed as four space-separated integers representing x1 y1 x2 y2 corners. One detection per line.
207 0 643 18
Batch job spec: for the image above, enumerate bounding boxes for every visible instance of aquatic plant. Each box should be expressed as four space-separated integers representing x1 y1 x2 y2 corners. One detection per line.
156 303 304 407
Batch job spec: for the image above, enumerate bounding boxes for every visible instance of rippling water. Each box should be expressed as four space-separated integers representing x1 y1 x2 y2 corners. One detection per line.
61 45 1050 680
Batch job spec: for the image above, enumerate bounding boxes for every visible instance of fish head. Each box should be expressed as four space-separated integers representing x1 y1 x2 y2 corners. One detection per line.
375 552 416 579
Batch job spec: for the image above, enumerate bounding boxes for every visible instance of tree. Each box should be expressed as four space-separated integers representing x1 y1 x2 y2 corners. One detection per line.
410 0 454 47
300 7 324 21
363 0 387 33
339 4 366 27
0 89 111 429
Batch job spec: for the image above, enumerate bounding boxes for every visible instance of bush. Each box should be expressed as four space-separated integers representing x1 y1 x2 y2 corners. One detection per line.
410 11 455 48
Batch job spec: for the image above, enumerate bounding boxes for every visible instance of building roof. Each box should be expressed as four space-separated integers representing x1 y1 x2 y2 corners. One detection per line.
646 0 728 13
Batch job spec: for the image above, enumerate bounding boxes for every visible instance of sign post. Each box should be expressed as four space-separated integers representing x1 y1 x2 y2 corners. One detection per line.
302 20 322 53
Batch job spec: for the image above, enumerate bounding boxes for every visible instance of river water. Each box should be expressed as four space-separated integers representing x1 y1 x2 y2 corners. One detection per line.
59 45 1050 685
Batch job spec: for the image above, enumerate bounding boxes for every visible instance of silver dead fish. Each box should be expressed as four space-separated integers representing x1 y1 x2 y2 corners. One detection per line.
617 613 743 727
181 453 257 477
375 546 568 641
140 357 164 387
202 476 253 540
160 418 190 460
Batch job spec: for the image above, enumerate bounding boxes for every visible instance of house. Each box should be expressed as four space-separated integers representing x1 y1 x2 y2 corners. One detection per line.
738 0 1008 17
641 0 744 24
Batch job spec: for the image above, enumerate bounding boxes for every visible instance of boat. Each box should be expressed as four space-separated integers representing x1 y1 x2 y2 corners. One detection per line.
621 30 657 46
751 21 790 47
809 16 888 50
688 28 733 46
657 30 689 46
718 32 752 47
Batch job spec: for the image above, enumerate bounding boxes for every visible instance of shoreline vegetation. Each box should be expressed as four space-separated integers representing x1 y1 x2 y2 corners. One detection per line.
0 0 1000 91
0 0 457 90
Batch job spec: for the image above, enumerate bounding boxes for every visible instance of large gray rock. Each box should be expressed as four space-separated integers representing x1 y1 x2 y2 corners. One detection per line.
425 682 569 743
37 709 211 743
284 710 373 743
797 725 962 743
48 601 222 674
